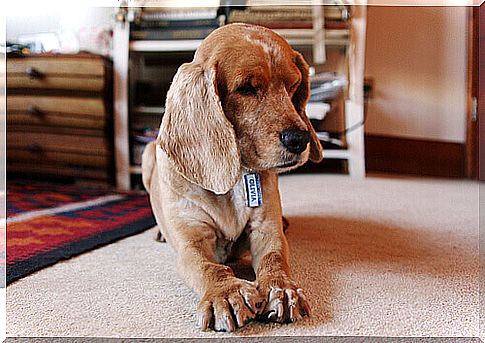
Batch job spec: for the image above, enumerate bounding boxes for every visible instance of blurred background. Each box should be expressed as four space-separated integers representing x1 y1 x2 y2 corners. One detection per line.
3 1 481 190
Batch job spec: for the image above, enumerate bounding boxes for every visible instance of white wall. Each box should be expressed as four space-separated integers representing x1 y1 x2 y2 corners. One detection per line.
365 6 468 143
6 7 115 55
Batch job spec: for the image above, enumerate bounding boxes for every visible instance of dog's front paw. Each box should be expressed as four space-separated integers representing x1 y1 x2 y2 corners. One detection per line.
257 276 311 323
197 278 265 332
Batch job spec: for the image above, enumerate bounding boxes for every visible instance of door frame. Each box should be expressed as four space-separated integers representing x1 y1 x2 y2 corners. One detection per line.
466 5 480 179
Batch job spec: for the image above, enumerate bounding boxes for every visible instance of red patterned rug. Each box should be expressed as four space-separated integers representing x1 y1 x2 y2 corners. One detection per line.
6 181 156 284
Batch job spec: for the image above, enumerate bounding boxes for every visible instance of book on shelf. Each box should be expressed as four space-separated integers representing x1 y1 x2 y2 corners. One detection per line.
309 73 347 102
272 29 348 47
241 2 350 17
323 20 349 30
139 8 220 21
131 27 217 40
132 105 165 115
228 9 312 24
133 129 158 144
324 6 351 21
131 6 223 41
260 22 313 29
306 102 331 121
227 5 350 24
241 3 311 11
256 21 349 30
131 128 159 165
133 17 223 29
273 29 348 38
131 0 220 9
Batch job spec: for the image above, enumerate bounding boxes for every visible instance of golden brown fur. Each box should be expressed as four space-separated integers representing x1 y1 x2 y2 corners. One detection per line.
142 23 322 332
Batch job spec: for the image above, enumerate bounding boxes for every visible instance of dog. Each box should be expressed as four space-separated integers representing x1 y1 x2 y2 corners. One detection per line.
142 23 323 332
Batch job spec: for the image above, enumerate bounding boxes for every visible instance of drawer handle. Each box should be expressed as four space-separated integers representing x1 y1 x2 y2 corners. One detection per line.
25 67 45 80
27 143 43 154
27 106 45 117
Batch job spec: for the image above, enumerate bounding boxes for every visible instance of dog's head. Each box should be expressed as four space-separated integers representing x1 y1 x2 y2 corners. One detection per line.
158 23 323 194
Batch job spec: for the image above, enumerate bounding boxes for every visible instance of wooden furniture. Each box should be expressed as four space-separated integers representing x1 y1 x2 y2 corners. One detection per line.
113 5 367 190
7 53 114 185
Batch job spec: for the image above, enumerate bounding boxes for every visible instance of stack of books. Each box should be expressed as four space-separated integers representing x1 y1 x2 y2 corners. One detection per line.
309 72 347 102
131 7 224 40
228 6 314 27
227 4 350 46
132 128 159 165
306 72 347 133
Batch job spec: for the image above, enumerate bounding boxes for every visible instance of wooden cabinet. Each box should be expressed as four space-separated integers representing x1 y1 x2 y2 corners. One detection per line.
7 53 114 185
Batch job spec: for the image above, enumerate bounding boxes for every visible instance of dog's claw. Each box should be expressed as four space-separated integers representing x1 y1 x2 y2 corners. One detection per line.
285 288 300 322
198 315 210 331
297 288 311 317
239 284 265 315
214 311 234 332
197 301 213 330
198 279 263 332
259 281 310 323
213 299 234 332
267 310 277 321
154 230 166 243
264 287 285 323
277 302 284 321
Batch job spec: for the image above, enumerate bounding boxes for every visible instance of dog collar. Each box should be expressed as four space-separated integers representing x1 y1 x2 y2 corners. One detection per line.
243 172 262 208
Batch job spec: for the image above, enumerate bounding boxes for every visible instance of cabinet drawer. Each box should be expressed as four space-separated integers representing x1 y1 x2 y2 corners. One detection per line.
7 95 107 129
8 149 110 168
8 132 110 156
7 162 110 181
7 56 106 92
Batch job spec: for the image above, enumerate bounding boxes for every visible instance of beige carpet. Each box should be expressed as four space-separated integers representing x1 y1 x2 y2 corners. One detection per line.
6 175 479 338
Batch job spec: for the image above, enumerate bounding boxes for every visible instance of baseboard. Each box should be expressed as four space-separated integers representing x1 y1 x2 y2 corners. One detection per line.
365 134 466 178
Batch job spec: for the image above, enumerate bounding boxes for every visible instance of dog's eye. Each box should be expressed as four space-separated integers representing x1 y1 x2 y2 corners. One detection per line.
290 81 300 92
236 84 258 96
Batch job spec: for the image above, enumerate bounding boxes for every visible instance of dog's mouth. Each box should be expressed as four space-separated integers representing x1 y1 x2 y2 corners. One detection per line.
251 145 310 173
276 160 299 168
268 158 303 173
266 146 311 172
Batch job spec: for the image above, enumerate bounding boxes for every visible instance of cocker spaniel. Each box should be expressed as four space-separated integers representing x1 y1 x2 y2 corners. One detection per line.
142 23 323 332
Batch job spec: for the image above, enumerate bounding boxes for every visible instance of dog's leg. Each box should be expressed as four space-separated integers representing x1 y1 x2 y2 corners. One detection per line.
249 225 311 323
175 225 265 332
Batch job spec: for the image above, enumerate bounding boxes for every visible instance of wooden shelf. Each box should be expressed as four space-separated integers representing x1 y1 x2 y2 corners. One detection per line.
130 40 203 52
129 165 142 174
273 28 349 48
322 149 351 160
132 105 165 115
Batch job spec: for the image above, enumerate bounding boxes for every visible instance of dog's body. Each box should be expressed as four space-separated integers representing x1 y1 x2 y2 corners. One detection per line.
142 23 322 332
144 142 283 269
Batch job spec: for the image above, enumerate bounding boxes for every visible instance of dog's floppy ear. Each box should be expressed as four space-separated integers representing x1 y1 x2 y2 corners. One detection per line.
292 51 323 163
157 62 241 194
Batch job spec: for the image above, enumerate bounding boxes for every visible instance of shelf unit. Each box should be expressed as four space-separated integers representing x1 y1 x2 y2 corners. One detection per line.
113 5 366 190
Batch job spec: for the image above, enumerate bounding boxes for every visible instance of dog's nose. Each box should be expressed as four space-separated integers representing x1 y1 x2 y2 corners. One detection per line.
280 128 310 154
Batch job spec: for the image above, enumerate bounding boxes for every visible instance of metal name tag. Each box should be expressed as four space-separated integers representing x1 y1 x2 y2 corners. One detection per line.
244 173 262 208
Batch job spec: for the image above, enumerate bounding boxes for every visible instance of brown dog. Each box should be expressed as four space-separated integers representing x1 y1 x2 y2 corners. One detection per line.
142 23 323 332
